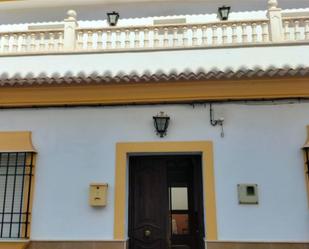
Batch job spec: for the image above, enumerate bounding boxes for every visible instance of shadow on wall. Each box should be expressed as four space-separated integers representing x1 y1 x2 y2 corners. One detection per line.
0 0 308 24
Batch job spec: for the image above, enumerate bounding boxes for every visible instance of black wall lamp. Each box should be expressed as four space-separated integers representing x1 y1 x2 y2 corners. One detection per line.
302 126 309 176
218 6 231 21
153 112 170 138
107 11 120 26
210 104 225 137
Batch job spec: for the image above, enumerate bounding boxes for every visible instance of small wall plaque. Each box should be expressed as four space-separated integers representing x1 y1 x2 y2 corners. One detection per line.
237 184 259 204
89 183 108 207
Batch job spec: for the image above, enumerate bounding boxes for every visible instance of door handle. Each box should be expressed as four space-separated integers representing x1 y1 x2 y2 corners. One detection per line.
144 229 151 237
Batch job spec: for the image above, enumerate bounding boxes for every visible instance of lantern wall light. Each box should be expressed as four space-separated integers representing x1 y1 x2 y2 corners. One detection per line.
107 11 120 26
153 111 170 138
218 6 231 21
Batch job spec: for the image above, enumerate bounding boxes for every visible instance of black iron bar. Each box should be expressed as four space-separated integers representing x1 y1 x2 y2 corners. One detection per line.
0 165 30 168
9 153 19 237
0 153 2 236
18 152 27 238
0 153 11 237
1 221 28 224
169 185 172 239
24 153 34 238
0 173 32 176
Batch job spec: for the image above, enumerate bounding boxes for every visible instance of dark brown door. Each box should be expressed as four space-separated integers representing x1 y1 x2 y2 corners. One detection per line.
129 155 205 249
129 156 169 249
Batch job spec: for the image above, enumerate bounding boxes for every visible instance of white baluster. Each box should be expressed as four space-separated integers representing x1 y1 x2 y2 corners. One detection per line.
163 27 169 47
242 23 248 43
212 25 218 45
0 35 2 52
97 31 103 49
106 30 112 49
172 27 178 47
48 32 55 50
201 25 207 46
30 33 36 51
58 32 64 50
3 35 9 52
284 21 290 41
39 33 45 51
305 20 309 40
294 20 301 40
77 31 84 49
252 23 258 43
222 25 228 44
262 22 269 42
21 34 27 52
26 33 32 51
192 26 198 46
12 34 18 52
144 28 149 48
182 27 187 46
87 31 93 49
125 29 130 48
116 30 121 49
49 33 56 50
232 24 237 44
134 29 140 48
154 28 160 47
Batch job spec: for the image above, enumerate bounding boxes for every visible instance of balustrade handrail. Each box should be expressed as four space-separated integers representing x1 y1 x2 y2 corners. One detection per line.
282 16 309 20
76 18 269 32
0 29 64 35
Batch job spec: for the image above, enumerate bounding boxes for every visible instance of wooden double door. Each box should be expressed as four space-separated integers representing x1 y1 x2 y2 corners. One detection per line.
128 155 205 249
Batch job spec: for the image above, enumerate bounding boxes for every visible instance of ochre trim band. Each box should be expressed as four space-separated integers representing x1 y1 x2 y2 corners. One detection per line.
0 77 308 107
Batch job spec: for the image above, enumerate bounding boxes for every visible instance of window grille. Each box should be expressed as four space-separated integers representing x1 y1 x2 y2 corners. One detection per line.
0 152 34 239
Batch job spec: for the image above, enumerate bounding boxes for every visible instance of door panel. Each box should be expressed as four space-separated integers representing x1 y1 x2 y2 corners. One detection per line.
129 156 169 249
128 155 205 249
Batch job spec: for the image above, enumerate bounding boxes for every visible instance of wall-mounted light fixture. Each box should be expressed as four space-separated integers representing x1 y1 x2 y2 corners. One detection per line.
218 6 231 21
210 104 225 137
153 111 170 138
107 11 120 26
302 126 309 176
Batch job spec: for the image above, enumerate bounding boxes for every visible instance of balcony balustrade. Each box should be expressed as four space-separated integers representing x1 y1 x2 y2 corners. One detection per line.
0 0 308 55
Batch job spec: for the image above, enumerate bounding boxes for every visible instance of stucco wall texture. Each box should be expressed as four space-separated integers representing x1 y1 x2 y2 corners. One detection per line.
0 103 308 241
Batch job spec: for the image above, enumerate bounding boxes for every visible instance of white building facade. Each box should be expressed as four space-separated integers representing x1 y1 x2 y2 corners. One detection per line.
0 1 309 249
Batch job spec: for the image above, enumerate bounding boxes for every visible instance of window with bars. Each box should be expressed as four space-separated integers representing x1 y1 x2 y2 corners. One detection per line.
0 152 35 239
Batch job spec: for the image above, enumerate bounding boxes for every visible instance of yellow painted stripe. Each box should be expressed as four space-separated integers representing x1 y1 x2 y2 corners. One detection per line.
0 242 29 249
0 77 308 107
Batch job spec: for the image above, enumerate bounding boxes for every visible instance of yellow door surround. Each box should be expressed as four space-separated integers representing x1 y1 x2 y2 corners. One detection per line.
114 141 218 241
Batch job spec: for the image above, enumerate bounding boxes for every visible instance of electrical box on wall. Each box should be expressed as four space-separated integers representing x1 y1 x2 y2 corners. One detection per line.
237 184 258 204
89 183 108 207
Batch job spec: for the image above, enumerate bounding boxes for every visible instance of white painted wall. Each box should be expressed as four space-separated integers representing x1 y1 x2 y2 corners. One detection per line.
0 102 308 241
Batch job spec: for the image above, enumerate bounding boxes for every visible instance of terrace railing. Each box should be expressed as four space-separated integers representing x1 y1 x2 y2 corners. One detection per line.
0 0 308 55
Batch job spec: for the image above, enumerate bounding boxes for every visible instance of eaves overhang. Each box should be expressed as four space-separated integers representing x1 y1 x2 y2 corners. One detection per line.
0 66 308 87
